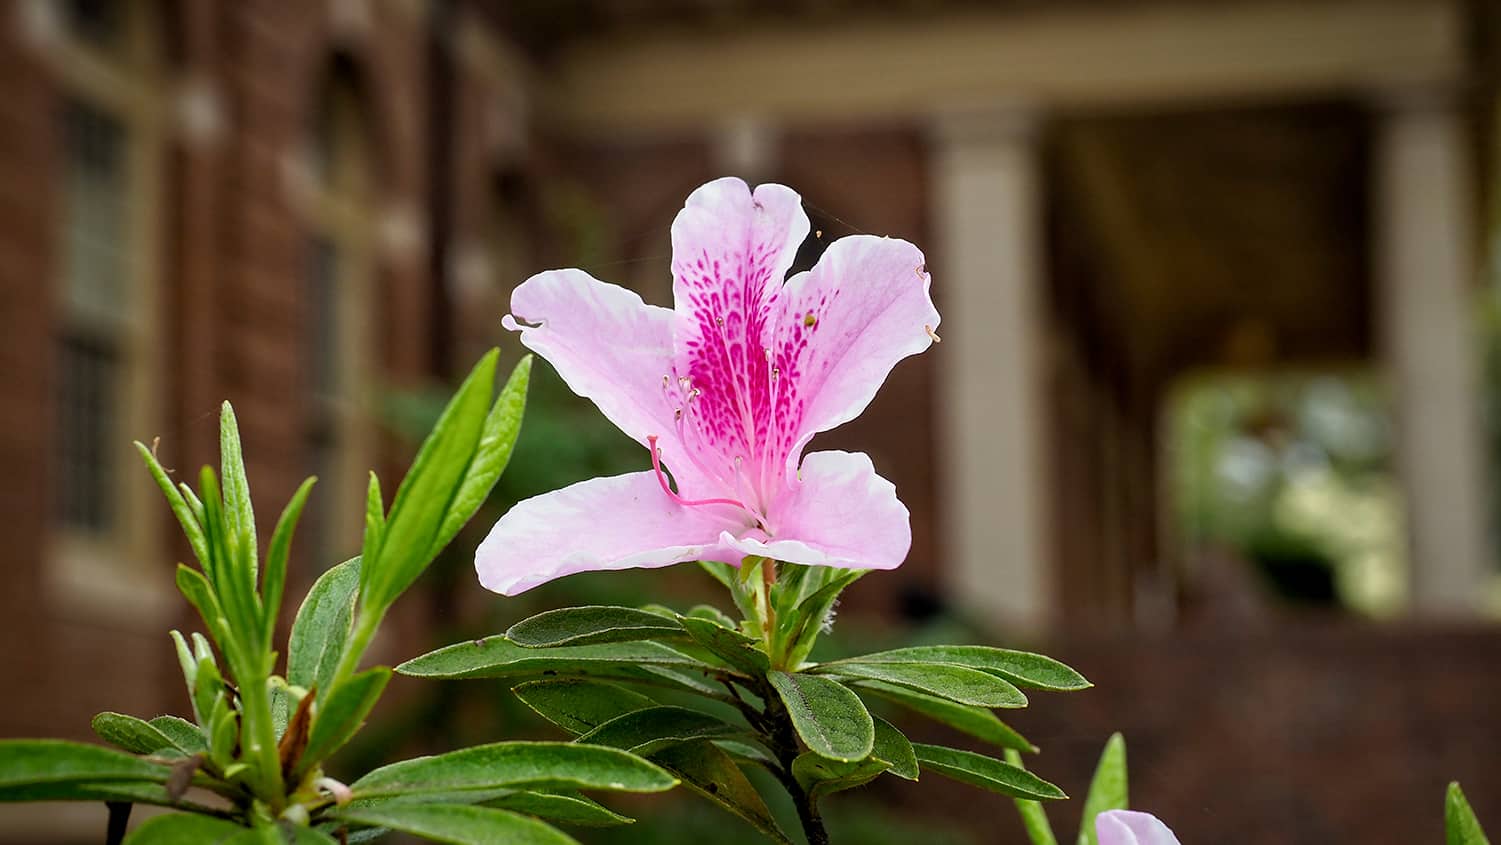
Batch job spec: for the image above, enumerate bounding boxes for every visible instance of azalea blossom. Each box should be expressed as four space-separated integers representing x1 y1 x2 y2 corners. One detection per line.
1096 810 1182 845
477 177 940 595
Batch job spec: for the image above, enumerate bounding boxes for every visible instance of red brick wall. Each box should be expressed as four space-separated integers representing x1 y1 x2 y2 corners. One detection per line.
0 0 441 745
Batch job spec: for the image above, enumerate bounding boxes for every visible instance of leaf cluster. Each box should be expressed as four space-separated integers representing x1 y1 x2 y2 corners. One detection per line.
401 557 1092 844
0 353 680 843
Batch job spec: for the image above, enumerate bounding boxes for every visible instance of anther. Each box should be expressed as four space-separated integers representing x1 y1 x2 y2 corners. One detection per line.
925 324 942 343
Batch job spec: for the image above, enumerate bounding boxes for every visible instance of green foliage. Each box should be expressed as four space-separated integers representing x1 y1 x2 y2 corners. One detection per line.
0 353 682 844
768 671 874 763
405 556 1088 845
348 742 676 800
1077 733 1128 845
913 744 1066 801
334 803 577 845
507 605 686 648
1006 749 1061 845
1448 782 1493 845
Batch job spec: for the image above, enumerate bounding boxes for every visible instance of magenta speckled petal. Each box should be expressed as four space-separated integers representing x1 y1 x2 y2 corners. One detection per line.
722 451 910 571
666 178 809 503
1096 811 1182 845
775 235 939 477
475 472 750 596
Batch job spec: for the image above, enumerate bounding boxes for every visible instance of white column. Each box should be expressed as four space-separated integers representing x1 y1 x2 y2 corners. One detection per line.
931 107 1052 632
1374 88 1490 614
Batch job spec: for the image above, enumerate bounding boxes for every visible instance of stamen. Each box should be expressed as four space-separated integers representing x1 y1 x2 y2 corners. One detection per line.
925 324 942 343
647 436 748 510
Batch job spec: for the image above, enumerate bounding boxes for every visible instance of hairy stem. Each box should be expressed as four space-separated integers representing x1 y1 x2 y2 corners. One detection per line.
758 675 830 845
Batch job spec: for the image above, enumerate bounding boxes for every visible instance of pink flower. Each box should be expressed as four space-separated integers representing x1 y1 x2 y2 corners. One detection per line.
477 178 940 595
1096 810 1182 845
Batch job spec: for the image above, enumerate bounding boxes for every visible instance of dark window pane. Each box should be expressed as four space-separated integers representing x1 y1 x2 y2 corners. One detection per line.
55 332 119 532
64 0 123 50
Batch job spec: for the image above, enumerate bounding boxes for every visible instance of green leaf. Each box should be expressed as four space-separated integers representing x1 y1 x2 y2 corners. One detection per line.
150 716 208 755
767 671 874 762
361 472 386 573
350 742 677 800
365 350 498 615
872 717 920 780
486 791 633 827
1005 749 1060 845
1448 782 1493 845
263 477 316 642
0 740 171 789
712 739 776 767
789 717 917 800
122 813 247 844
287 557 361 696
856 680 1036 752
685 604 737 630
133 441 209 567
815 661 1027 708
396 638 705 681
1078 732 1128 845
337 803 577 845
299 667 390 772
678 615 768 675
507 606 685 649
632 664 730 699
512 680 654 736
218 402 258 579
432 354 532 552
273 826 340 845
576 706 744 756
649 740 792 845
90 712 178 756
913 743 1066 801
839 646 1090 691
0 779 202 808
175 565 229 652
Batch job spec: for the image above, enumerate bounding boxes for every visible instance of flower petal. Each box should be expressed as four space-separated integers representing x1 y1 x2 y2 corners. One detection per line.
668 178 810 482
723 451 910 571
475 472 745 596
503 268 698 474
1096 811 1182 845
773 235 939 476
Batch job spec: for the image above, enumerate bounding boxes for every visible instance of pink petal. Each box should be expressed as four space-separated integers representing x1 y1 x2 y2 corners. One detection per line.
668 178 809 486
1096 810 1182 845
773 235 939 478
723 451 910 571
475 472 747 595
503 268 698 478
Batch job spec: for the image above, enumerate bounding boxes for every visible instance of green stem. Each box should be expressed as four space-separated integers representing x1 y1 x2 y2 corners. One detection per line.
238 654 284 808
758 675 830 845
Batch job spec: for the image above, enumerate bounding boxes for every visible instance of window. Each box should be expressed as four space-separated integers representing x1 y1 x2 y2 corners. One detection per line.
301 62 377 568
48 0 169 614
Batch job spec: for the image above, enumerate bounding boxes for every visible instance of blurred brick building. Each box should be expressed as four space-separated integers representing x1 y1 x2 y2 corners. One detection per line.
2 0 1501 842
